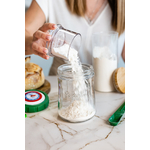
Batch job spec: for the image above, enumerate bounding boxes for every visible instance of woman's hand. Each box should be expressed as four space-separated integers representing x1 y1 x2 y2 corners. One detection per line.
30 23 57 59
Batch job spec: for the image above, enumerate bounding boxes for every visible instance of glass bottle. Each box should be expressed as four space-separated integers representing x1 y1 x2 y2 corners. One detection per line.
92 31 118 92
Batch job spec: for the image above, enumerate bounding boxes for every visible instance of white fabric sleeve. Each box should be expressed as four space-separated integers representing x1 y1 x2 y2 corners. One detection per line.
35 0 49 22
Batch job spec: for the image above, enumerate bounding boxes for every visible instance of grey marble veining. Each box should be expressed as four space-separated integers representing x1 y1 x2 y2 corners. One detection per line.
25 76 125 150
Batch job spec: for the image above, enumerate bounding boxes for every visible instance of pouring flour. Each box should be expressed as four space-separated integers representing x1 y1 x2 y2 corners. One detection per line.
55 44 95 122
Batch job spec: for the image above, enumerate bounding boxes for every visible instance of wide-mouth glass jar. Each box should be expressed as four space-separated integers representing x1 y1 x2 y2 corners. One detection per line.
46 24 81 60
57 64 96 123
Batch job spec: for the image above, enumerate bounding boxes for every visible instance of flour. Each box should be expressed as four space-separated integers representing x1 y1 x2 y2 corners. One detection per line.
54 44 95 122
93 46 117 92
59 100 95 122
52 44 69 60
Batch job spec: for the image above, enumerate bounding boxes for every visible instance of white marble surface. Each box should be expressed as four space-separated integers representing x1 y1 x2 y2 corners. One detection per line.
25 76 125 150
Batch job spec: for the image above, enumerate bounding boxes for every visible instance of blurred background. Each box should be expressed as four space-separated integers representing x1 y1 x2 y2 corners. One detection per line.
25 0 125 76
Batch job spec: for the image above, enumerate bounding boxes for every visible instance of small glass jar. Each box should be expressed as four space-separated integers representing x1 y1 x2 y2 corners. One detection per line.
57 64 96 122
46 24 81 60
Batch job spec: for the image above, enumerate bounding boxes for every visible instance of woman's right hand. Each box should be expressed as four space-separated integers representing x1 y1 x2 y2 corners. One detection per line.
31 23 57 59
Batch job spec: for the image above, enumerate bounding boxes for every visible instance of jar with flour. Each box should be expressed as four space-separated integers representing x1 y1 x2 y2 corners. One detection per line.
57 64 96 122
92 32 118 92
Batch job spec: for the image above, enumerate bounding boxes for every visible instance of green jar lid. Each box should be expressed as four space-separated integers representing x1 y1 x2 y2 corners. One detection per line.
25 89 49 113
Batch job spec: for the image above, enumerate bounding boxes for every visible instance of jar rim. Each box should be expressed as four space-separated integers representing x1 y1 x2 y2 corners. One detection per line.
57 63 94 80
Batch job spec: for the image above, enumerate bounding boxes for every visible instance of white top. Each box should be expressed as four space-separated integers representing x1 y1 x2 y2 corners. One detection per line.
36 0 125 65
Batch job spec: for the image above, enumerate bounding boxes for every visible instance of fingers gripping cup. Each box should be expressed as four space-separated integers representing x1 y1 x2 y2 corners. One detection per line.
46 24 81 60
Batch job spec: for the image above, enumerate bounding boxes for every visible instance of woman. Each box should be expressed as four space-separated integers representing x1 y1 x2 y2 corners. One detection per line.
25 0 125 75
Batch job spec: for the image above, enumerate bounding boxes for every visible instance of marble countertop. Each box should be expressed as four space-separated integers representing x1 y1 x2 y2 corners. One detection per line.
25 76 125 150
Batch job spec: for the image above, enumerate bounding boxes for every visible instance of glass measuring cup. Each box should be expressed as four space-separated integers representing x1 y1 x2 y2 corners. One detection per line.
46 24 81 60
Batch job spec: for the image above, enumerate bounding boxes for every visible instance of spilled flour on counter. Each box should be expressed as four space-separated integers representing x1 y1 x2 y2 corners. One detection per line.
54 44 95 122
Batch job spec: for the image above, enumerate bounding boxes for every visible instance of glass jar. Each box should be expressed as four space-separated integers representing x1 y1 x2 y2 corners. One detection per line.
46 24 81 60
92 31 118 92
57 64 96 122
